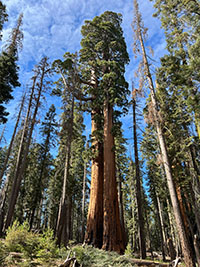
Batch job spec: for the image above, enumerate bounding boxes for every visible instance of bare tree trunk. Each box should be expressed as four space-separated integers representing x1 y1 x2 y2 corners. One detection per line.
4 58 48 231
145 210 153 260
167 199 179 257
68 195 72 240
102 100 124 254
84 111 104 248
0 125 6 145
132 97 146 259
117 171 126 247
0 93 26 185
3 76 36 231
0 172 10 236
135 8 196 264
155 193 166 261
157 196 167 246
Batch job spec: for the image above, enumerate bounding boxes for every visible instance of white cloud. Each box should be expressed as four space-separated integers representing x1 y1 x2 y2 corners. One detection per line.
0 0 167 144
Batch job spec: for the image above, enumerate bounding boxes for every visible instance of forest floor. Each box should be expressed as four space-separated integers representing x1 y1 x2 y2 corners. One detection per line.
0 242 185 267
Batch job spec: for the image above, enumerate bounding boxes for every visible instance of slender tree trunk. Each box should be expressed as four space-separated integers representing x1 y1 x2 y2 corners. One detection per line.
102 100 124 254
145 210 153 260
117 171 126 247
154 193 166 261
68 195 72 240
29 131 51 230
56 95 74 246
0 125 6 145
84 111 104 248
135 14 196 265
3 76 36 231
0 172 10 236
157 196 167 247
132 97 146 259
81 142 88 242
0 93 26 185
4 58 48 231
189 181 200 235
167 199 179 257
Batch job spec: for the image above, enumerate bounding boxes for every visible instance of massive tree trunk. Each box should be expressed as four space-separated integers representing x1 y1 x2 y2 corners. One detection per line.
84 110 104 248
102 100 124 254
132 97 146 259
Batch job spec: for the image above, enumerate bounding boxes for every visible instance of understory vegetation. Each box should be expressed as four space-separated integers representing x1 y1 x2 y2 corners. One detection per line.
0 221 175 267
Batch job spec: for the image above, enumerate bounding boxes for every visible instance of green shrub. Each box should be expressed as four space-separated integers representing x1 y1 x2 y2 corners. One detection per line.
36 228 59 263
4 220 61 264
5 221 39 259
72 245 134 267
72 245 91 266
0 239 8 265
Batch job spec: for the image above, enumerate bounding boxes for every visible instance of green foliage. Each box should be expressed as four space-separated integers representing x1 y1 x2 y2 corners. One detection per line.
72 245 134 267
80 10 130 112
3 221 61 265
0 239 8 265
0 1 8 40
0 51 20 123
35 229 59 263
0 13 23 123
5 221 39 258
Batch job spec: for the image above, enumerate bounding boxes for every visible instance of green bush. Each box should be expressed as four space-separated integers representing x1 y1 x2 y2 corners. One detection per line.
36 228 59 263
0 239 8 265
4 220 61 264
5 221 39 259
72 245 134 267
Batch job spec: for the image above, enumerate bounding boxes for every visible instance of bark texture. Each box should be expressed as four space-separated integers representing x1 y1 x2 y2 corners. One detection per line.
84 112 104 248
102 101 124 254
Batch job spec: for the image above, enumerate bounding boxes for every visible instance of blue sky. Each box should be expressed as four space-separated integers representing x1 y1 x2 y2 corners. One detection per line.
0 0 167 153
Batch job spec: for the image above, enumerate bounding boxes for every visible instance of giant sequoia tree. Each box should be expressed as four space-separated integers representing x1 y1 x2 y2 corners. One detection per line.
80 11 129 253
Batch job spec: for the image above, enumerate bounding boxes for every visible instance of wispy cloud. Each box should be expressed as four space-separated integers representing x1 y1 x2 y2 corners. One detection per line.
0 0 167 143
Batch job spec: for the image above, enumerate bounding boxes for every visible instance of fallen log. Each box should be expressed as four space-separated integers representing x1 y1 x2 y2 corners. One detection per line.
129 258 172 266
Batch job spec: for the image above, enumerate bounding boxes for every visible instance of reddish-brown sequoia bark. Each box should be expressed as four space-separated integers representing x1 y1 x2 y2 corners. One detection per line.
102 101 125 254
84 111 104 248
